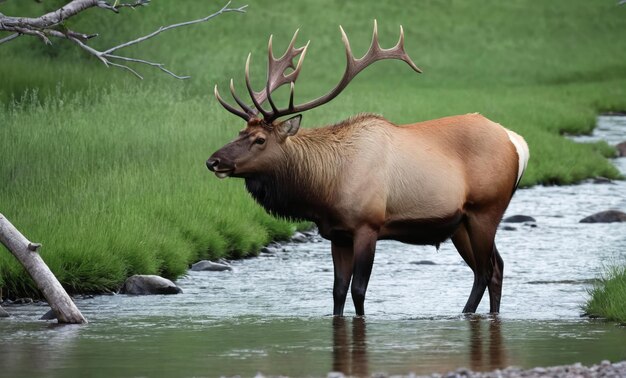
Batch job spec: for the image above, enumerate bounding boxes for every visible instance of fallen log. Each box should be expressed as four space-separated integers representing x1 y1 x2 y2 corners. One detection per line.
0 213 87 324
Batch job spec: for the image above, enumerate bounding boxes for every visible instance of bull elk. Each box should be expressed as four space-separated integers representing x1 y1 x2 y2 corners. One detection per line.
207 21 529 316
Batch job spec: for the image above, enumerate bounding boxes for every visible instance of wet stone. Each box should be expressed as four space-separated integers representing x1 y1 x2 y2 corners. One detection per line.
40 308 57 320
190 260 232 272
0 305 9 318
580 210 626 223
290 232 309 243
616 141 626 157
12 298 35 304
592 176 613 184
502 215 536 223
260 246 280 254
410 260 437 265
119 275 182 295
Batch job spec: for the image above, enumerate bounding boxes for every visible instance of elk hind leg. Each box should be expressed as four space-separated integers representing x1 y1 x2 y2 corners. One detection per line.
452 222 487 313
452 217 499 313
488 245 504 313
350 226 378 316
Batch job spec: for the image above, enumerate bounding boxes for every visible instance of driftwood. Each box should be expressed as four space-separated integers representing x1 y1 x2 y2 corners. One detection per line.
0 213 86 324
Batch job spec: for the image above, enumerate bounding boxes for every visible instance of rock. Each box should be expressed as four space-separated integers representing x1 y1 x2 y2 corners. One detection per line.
580 210 626 223
616 141 626 157
191 260 232 272
40 309 57 320
0 305 9 318
262 244 289 253
302 229 318 238
119 275 182 295
410 260 436 265
501 225 517 231
502 215 536 223
290 232 309 243
260 246 279 254
592 176 613 184
12 297 34 304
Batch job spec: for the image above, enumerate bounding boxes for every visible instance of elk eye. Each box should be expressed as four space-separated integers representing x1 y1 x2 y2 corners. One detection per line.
255 138 266 145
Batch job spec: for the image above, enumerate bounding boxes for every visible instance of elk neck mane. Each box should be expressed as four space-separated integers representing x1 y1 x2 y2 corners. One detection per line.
244 113 387 221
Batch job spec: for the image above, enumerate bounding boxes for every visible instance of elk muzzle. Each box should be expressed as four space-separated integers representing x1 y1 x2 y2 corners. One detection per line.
206 154 235 179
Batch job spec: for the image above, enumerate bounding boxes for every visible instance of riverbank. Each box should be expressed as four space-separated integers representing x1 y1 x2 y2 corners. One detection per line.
323 360 626 378
1 0 626 297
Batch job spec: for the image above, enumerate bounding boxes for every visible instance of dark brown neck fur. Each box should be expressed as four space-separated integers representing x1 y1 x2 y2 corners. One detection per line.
244 113 384 221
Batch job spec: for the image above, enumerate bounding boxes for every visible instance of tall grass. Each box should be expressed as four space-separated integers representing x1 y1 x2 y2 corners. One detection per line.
1 0 626 297
585 266 626 323
0 87 297 297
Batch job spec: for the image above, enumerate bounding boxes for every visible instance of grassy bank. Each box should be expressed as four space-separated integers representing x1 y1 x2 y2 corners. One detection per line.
586 266 626 323
1 0 626 297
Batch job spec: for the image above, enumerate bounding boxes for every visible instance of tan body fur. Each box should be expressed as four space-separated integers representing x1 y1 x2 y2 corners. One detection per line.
277 113 518 242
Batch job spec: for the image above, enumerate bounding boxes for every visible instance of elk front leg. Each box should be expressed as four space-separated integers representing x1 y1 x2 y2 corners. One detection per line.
351 226 378 316
332 241 354 316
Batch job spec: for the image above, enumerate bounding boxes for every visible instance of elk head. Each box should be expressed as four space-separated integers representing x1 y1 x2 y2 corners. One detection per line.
207 20 421 178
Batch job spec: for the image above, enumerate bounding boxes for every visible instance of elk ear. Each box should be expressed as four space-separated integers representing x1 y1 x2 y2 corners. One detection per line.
279 115 302 136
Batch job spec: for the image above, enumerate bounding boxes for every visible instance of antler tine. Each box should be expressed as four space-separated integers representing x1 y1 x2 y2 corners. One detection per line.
214 84 251 121
370 19 380 54
396 25 422 73
288 82 295 110
245 53 271 119
276 28 301 63
229 78 256 116
268 34 275 61
289 40 310 81
339 25 354 65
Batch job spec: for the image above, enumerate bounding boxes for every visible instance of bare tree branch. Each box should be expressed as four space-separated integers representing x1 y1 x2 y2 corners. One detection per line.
0 0 248 79
0 32 19 44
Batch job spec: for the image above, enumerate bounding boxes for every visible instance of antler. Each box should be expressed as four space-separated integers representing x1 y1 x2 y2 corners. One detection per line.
215 20 421 123
214 29 310 121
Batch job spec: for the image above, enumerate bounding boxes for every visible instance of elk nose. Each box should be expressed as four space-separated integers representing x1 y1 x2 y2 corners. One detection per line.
206 157 220 171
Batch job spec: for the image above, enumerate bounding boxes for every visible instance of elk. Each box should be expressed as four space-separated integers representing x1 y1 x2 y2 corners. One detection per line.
207 22 529 316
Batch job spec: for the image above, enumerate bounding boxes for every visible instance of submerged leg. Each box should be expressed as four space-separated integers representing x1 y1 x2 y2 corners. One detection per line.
452 216 499 313
332 241 354 316
350 226 378 316
487 246 504 313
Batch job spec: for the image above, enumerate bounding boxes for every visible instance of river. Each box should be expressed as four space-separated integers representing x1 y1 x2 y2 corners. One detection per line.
1 116 625 377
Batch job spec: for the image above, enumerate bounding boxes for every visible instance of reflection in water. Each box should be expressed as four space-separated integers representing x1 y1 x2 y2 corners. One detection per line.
0 322 82 377
332 316 510 376
332 317 368 376
468 315 507 372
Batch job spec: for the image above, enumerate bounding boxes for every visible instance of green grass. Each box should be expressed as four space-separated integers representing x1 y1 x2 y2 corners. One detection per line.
585 266 626 323
0 87 299 297
1 0 626 297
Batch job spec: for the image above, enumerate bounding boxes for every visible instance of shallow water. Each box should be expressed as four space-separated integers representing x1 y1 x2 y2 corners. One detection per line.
1 116 625 377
